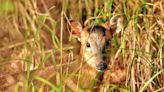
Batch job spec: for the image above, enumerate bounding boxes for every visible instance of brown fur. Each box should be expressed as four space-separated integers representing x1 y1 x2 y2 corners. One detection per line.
68 15 126 91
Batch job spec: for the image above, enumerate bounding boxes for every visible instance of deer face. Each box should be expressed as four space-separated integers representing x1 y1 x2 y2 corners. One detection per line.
69 15 123 71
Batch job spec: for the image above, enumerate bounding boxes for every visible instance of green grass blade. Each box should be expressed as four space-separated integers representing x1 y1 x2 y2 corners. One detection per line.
139 69 164 92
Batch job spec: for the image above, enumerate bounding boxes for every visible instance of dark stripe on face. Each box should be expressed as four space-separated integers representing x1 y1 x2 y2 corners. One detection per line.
92 25 106 36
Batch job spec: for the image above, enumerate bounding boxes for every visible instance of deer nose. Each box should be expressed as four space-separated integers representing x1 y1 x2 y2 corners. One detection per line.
96 62 107 71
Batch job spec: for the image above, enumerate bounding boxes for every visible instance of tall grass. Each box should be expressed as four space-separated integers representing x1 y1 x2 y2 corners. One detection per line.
0 0 163 92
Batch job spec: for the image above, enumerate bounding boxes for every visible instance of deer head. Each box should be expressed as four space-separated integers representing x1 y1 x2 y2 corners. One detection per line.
69 15 123 71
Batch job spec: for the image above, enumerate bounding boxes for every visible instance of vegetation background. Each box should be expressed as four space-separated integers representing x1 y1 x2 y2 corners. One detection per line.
0 0 163 92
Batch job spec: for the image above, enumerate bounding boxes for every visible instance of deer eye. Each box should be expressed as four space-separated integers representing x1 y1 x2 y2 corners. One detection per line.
105 40 110 47
86 42 90 48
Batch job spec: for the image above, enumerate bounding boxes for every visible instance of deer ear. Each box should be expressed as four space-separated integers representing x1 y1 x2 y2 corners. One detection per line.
109 15 123 35
69 20 82 38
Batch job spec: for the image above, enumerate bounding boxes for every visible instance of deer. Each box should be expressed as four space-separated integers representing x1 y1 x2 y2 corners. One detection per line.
67 15 126 91
0 15 125 92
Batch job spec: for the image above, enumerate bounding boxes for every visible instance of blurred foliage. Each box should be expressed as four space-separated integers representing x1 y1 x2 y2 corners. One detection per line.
0 0 14 12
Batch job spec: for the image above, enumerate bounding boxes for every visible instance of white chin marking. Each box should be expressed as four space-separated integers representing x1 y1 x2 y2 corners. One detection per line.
96 69 105 72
